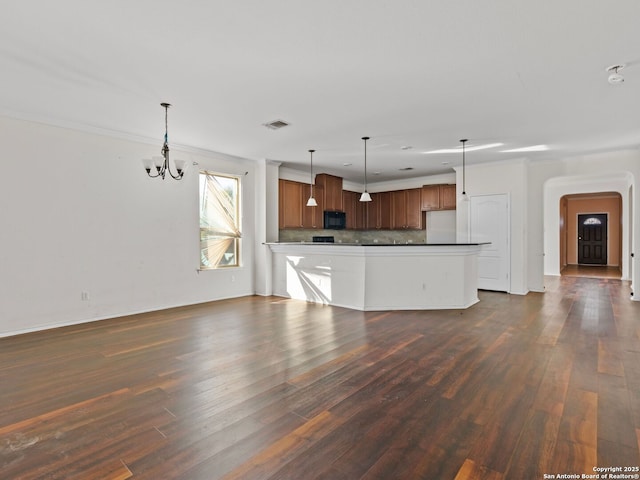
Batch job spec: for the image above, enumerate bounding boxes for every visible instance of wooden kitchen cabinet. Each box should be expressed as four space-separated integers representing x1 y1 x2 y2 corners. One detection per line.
421 184 456 211
279 179 303 228
366 191 392 229
378 191 392 229
279 179 324 229
421 185 440 210
405 188 422 228
391 188 424 229
440 184 456 209
391 191 406 229
343 190 366 230
315 173 343 211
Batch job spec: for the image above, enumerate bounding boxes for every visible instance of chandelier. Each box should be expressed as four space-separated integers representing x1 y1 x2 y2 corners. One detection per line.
142 103 185 180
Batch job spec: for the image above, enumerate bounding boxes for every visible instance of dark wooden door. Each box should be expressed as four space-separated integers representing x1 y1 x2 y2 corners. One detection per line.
577 213 607 265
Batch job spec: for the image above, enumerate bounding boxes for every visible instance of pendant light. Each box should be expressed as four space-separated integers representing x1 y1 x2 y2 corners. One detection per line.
306 149 318 207
359 136 372 202
460 138 469 202
142 103 185 180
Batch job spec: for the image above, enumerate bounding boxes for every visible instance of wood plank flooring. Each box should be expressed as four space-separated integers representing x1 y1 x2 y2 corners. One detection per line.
1 276 639 479
561 264 622 279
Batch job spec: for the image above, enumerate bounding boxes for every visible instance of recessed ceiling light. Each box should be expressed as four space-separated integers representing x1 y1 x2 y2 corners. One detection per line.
372 171 381 175
399 167 414 171
423 143 503 154
343 162 352 166
441 161 449 165
400 146 413 150
501 145 549 153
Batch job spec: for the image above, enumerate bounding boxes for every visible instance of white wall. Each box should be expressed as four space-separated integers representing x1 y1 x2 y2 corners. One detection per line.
455 159 529 295
253 159 280 296
0 116 256 337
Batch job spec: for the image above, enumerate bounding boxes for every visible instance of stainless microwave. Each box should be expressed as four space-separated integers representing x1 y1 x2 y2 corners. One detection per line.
323 211 346 229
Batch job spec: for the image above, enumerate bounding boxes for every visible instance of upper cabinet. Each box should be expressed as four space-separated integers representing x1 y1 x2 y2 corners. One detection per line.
405 188 423 228
440 184 456 210
366 191 392 229
279 179 324 229
391 188 424 230
315 174 343 211
279 175 454 230
421 185 440 210
421 184 456 211
279 179 303 228
342 190 366 229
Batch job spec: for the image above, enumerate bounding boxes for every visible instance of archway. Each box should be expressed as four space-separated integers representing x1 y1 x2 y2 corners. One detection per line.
543 171 634 281
559 192 622 278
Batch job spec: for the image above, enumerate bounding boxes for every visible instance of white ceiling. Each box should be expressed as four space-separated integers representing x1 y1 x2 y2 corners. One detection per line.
2 1 639 182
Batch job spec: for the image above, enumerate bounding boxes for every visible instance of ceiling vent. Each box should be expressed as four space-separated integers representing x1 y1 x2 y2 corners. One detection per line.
263 119 290 130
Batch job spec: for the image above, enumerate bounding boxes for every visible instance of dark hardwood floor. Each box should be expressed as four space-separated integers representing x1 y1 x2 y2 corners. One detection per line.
1 276 639 479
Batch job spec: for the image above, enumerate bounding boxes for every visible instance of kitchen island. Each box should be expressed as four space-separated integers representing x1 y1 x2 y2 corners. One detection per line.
267 243 485 311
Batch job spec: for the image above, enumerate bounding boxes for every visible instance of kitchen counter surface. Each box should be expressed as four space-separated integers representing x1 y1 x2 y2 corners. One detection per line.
267 242 487 246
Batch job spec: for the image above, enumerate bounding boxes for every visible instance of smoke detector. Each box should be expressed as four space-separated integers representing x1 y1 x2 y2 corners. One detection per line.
606 64 625 85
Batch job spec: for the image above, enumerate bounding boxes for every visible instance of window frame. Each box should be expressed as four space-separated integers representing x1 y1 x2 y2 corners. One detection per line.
198 170 242 270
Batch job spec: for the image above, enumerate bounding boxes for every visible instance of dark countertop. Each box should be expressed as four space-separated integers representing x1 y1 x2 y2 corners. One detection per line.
266 242 490 246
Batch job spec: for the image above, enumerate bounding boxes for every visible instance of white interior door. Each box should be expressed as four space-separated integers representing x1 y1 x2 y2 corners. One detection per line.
470 194 510 292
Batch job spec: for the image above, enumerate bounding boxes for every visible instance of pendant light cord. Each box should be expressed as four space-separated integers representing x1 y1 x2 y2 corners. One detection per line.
362 136 369 190
309 149 315 198
460 139 467 196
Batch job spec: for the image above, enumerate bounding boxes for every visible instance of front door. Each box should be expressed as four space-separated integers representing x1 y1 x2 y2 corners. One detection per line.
577 213 607 265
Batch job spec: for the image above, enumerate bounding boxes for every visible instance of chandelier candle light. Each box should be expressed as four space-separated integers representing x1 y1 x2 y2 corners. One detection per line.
359 136 372 202
306 149 318 207
142 103 186 180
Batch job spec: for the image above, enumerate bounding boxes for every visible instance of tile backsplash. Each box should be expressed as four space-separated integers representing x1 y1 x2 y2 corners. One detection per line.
278 229 426 244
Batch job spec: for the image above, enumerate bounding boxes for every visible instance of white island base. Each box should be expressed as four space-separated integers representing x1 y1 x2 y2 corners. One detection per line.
268 243 482 311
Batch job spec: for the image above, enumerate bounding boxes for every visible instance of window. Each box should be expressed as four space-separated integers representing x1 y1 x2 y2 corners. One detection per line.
583 217 602 225
199 172 241 269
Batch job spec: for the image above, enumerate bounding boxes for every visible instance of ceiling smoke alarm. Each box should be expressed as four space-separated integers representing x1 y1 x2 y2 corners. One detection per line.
606 64 625 85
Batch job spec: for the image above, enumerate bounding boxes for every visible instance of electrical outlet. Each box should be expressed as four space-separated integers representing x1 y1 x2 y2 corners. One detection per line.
81 292 89 301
